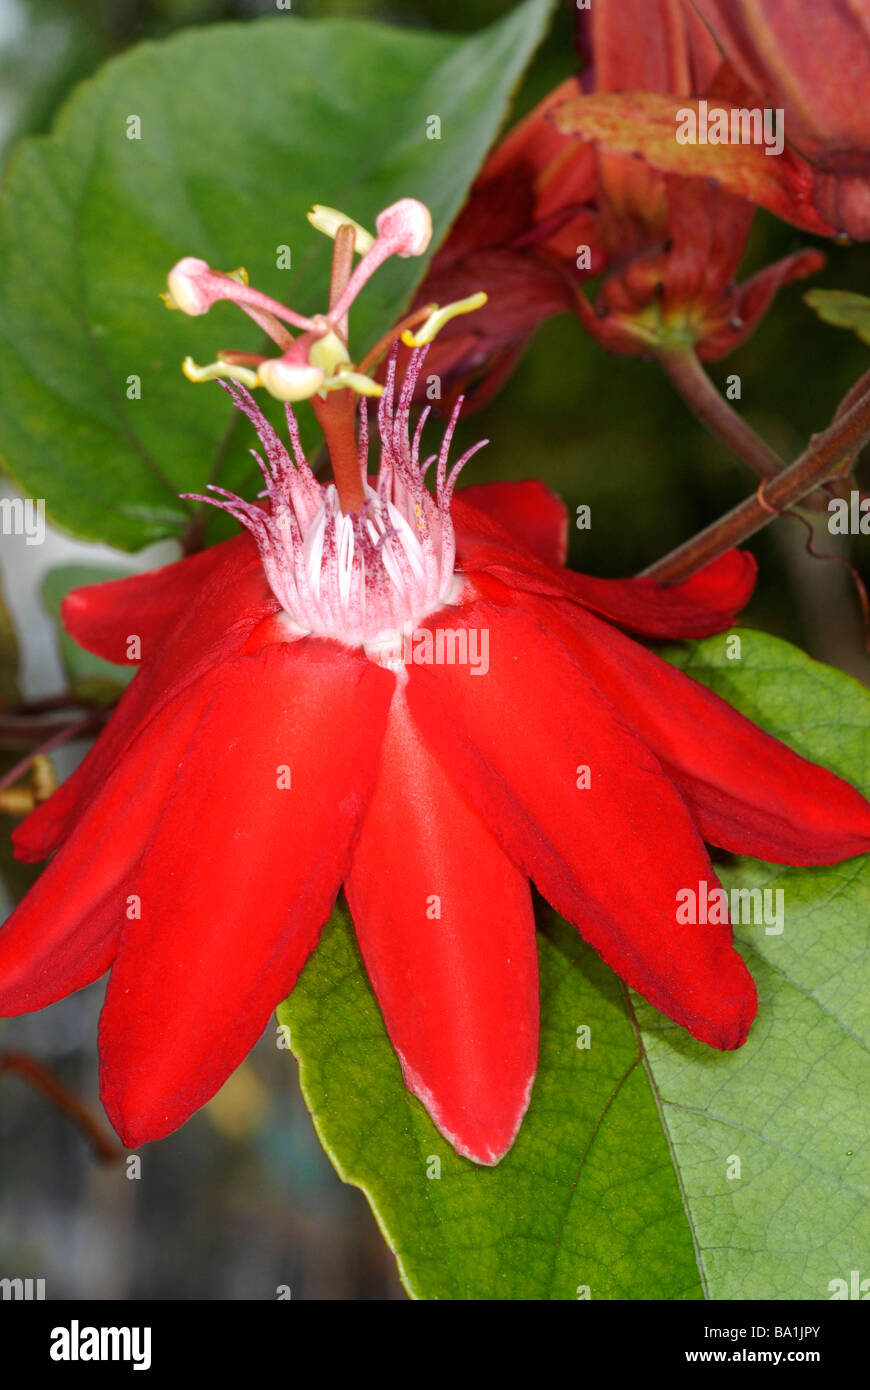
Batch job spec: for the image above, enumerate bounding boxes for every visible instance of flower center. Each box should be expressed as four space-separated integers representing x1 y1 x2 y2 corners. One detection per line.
169 196 490 652
184 348 486 653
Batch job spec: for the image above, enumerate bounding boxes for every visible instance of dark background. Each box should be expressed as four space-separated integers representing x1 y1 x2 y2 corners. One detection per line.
0 0 867 1300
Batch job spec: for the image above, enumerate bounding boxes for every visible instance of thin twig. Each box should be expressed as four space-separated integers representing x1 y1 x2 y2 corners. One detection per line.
642 377 870 582
0 1052 124 1162
3 692 83 716
0 710 107 789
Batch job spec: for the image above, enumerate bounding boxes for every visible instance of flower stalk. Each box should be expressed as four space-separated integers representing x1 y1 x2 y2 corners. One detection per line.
658 348 786 482
642 372 870 582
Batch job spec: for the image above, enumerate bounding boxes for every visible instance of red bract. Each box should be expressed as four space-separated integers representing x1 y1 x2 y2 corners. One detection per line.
414 0 824 401
565 0 824 358
558 0 870 241
2 349 869 1166
403 79 604 408
694 0 870 240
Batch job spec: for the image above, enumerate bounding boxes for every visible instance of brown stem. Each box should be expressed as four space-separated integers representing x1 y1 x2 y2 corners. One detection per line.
0 1051 123 1162
642 380 870 583
302 222 368 512
0 713 91 746
5 692 82 716
658 348 785 481
0 710 107 787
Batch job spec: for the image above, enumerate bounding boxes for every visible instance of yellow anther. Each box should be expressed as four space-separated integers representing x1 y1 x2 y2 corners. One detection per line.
182 356 260 388
226 267 249 286
307 205 375 255
401 292 488 347
321 369 383 398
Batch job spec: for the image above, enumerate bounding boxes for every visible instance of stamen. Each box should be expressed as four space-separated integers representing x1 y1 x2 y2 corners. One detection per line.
401 292 489 347
320 370 383 397
358 305 435 376
182 356 260 388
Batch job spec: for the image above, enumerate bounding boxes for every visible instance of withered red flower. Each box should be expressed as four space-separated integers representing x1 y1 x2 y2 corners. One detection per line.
403 79 604 409
413 0 824 403
694 0 870 240
563 0 824 358
1 345 869 1164
559 0 870 242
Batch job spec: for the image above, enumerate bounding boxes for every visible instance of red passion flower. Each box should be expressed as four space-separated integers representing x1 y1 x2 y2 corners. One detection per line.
1 200 868 1167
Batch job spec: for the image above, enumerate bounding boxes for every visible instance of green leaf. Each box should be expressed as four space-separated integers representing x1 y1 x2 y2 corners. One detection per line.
280 626 869 1300
645 628 870 1301
0 2 555 551
279 902 703 1301
805 289 870 346
42 564 136 703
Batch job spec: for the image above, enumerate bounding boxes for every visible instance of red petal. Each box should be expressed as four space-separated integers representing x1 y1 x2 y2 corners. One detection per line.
0 680 209 1015
558 549 757 636
345 692 538 1166
694 0 870 162
583 0 722 94
520 590 870 864
455 481 569 566
14 535 278 862
456 520 756 638
698 248 826 361
406 599 756 1049
60 536 252 664
98 640 392 1147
